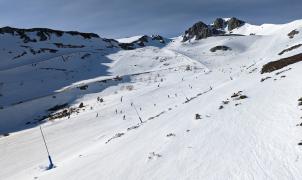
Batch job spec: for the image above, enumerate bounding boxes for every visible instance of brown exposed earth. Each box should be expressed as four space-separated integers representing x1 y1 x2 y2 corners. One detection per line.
278 44 302 55
261 53 302 74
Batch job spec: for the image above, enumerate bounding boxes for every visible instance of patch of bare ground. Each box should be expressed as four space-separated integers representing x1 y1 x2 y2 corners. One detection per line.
0 133 10 138
210 46 232 52
261 53 302 74
288 29 299 39
260 76 271 82
278 44 302 55
275 68 292 75
219 91 248 109
298 97 302 106
30 102 86 125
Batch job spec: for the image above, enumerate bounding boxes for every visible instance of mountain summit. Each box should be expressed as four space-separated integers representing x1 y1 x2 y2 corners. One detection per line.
183 17 245 41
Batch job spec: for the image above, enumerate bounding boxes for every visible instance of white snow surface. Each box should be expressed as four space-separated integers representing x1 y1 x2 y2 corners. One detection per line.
117 35 144 43
1 20 302 180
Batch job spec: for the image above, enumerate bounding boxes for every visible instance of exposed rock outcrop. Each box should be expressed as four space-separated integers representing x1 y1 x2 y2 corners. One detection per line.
0 26 100 43
288 29 299 39
119 35 166 50
183 17 245 41
183 21 224 41
261 53 302 73
151 35 165 43
227 17 245 31
278 44 302 55
183 21 212 41
213 18 227 29
210 46 232 52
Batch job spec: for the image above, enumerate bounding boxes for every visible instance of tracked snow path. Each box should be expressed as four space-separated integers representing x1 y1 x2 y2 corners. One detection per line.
2 60 302 180
38 63 302 180
2 20 302 179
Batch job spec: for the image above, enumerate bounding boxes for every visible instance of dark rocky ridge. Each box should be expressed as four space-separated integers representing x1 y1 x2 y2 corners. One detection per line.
227 17 245 31
288 29 299 39
278 44 302 55
183 17 245 42
119 35 166 50
213 18 227 29
183 21 224 42
0 26 100 43
261 53 302 73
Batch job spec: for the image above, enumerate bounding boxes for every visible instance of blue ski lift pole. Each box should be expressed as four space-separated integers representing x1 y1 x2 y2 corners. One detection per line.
39 126 54 170
133 104 143 123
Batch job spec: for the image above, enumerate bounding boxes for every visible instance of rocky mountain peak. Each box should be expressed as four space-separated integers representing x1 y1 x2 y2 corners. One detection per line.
183 17 246 41
227 17 245 31
183 21 214 41
213 18 227 29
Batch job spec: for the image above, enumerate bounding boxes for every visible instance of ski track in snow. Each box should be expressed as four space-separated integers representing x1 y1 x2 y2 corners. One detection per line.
1 20 302 180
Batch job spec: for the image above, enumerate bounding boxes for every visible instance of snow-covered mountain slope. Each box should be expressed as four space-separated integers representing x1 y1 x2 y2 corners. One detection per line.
232 19 302 36
118 35 168 50
1 18 302 180
117 35 144 43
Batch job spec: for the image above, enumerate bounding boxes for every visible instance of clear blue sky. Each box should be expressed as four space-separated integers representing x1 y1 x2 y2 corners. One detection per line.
0 0 301 38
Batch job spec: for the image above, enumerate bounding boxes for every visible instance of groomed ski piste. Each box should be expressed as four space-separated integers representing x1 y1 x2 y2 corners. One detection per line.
1 19 302 179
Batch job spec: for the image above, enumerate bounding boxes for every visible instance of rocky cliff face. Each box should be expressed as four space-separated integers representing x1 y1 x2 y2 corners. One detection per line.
183 17 245 41
213 18 227 29
182 21 224 41
227 17 245 31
